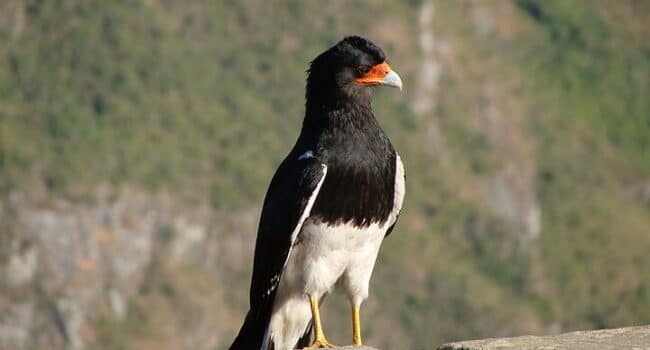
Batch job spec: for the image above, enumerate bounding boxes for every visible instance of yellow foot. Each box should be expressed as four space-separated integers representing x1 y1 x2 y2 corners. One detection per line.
303 338 336 349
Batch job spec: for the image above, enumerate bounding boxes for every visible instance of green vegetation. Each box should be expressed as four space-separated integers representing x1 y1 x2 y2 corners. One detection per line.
1 0 649 348
515 0 650 329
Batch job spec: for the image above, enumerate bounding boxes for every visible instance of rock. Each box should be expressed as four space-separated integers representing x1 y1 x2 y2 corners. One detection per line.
0 303 34 350
169 216 209 266
438 325 650 350
4 246 38 287
0 189 217 349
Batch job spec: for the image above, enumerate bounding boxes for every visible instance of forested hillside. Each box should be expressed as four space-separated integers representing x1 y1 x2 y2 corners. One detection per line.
1 1 649 349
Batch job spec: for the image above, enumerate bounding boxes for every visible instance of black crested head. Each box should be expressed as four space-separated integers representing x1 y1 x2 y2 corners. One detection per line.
306 36 389 106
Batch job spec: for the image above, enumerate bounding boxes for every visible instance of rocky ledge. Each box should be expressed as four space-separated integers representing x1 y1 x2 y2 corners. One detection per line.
438 325 650 350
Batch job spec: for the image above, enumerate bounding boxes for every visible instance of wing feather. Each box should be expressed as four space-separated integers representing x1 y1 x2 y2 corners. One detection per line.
248 156 327 314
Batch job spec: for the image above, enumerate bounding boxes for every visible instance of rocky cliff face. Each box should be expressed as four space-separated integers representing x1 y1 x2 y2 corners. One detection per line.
0 189 251 349
417 1 542 241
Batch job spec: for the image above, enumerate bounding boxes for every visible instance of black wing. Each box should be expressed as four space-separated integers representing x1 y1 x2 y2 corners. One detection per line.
248 155 327 313
230 154 326 350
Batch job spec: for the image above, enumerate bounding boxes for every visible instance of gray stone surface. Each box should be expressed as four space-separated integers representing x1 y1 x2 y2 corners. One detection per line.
438 325 650 350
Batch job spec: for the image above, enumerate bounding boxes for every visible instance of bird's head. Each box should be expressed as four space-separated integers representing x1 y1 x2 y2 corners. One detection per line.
306 36 403 104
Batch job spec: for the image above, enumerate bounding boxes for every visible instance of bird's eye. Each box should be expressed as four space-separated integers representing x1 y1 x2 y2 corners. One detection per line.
356 65 369 75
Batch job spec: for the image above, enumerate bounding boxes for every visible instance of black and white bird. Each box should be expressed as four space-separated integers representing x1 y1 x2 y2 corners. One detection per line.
230 36 405 350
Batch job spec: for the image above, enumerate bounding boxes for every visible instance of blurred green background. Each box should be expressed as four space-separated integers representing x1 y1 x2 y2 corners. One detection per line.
1 0 649 349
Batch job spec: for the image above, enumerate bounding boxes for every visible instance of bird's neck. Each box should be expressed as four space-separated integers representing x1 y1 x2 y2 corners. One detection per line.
301 94 376 138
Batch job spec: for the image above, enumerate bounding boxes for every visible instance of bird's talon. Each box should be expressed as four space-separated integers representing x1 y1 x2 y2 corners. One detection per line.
304 338 336 348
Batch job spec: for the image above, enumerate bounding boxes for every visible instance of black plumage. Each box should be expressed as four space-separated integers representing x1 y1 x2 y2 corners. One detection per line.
299 36 396 227
230 36 404 350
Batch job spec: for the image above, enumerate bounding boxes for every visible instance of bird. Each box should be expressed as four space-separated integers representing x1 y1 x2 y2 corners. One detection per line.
229 36 405 350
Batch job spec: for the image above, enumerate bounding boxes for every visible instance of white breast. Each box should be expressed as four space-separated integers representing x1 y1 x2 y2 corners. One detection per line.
293 219 387 298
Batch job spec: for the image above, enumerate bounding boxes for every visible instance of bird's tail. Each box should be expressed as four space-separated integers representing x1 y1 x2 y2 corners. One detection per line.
229 308 313 350
229 309 269 350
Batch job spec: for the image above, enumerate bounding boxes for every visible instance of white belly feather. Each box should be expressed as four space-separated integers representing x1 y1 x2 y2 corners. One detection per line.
268 220 386 350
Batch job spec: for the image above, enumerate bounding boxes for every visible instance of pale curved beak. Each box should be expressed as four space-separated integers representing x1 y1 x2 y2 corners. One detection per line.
355 62 404 91
379 70 403 91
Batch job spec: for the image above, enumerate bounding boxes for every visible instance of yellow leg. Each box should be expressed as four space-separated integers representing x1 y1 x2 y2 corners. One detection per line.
351 304 363 345
304 295 336 349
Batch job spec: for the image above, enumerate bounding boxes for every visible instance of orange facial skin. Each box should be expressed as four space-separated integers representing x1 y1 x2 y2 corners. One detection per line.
355 62 392 85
